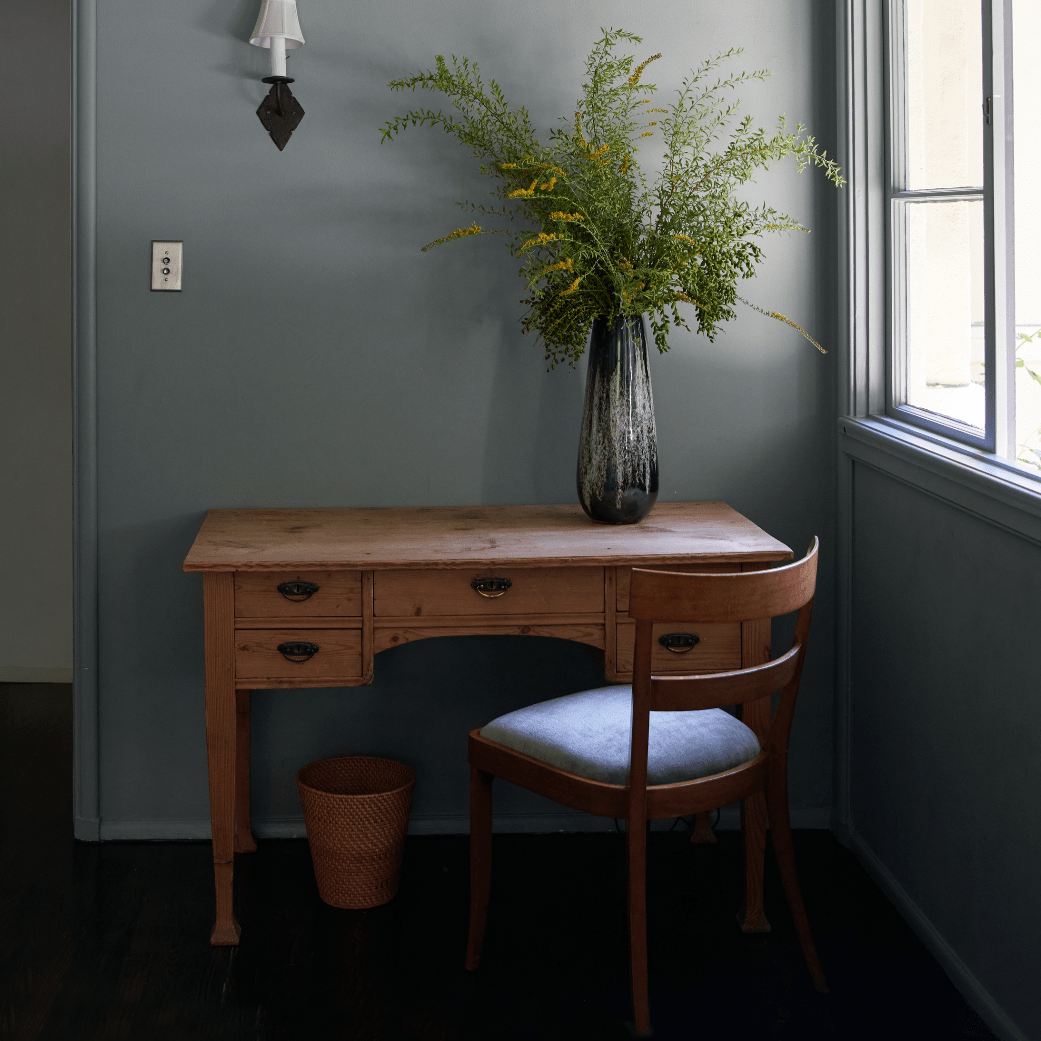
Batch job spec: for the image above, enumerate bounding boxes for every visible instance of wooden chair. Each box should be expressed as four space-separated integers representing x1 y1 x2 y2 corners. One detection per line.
464 539 827 1036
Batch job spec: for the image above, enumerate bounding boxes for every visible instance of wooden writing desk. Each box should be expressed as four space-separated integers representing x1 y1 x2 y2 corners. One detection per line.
184 502 792 944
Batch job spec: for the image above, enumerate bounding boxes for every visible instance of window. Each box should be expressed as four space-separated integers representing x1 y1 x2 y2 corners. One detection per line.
887 0 1041 475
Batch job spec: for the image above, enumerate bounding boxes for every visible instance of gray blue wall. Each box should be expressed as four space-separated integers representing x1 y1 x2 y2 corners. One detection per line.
0 0 72 684
81 0 841 838
64 2 1041 1035
844 455 1041 1040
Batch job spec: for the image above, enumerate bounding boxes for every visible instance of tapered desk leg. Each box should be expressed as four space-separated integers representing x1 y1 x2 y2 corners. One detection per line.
740 609 772 933
235 690 257 854
204 572 240 945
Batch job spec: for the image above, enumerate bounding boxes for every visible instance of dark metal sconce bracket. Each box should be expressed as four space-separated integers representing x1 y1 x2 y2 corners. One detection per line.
258 76 304 150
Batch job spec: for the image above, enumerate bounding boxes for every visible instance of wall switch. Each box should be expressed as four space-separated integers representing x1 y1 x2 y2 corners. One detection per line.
151 241 183 291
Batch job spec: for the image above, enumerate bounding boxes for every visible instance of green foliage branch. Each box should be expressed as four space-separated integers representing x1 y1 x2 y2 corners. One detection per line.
382 28 845 368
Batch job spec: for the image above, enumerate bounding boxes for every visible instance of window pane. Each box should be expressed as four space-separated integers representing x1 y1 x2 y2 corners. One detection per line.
904 198 985 429
906 0 983 190
1013 0 1041 473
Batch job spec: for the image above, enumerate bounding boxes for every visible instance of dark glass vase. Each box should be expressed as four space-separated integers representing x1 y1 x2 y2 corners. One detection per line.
577 314 659 524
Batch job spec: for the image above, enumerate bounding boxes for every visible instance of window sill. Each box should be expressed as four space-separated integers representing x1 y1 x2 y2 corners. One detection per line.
838 416 1041 545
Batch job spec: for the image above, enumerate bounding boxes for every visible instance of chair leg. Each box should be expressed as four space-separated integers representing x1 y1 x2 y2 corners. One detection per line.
465 765 494 971
739 790 771 933
767 761 828 993
626 816 652 1037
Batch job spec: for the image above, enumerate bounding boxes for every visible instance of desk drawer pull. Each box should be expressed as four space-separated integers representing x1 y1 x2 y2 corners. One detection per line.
277 641 319 662
471 577 512 598
277 581 319 601
659 632 700 653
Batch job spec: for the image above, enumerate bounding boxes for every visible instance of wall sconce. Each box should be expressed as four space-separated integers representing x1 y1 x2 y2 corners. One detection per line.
250 0 305 150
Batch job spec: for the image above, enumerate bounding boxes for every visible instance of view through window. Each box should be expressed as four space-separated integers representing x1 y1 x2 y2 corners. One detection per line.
893 0 1041 475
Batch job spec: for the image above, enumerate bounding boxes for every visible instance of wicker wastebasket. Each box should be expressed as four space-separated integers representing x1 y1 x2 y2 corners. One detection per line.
297 756 416 909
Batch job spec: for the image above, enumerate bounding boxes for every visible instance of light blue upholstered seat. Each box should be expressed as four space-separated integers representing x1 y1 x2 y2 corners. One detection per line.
480 684 761 786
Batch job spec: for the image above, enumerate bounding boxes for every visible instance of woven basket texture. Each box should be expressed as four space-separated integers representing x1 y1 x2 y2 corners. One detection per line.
297 756 416 909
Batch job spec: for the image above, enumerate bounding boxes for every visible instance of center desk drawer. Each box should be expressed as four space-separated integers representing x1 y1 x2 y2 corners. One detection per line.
236 628 363 682
374 568 604 617
235 571 362 618
615 621 741 675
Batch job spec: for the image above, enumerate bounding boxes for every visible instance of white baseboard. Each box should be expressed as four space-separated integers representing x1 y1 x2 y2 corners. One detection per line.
850 829 1028 1041
93 806 832 842
784 806 833 830
99 818 213 841
253 813 623 838
96 815 625 841
829 815 851 846
0 666 73 684
404 808 829 834
74 816 100 841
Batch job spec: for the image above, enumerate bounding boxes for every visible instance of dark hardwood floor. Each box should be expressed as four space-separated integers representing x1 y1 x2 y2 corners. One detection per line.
1 684 996 1040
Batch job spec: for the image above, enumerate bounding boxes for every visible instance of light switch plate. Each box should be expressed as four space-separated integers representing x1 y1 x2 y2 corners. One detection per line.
151 241 183 291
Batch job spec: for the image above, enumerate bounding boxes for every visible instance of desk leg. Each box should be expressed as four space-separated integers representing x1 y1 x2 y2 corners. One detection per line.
739 611 772 934
204 572 240 945
235 690 257 854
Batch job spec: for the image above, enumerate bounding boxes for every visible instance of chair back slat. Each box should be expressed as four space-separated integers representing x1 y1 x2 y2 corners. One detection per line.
649 644 801 712
628 539 818 624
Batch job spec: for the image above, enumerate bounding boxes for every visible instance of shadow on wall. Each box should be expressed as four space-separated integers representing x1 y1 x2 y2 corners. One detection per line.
191 0 275 99
479 320 588 506
195 0 262 49
249 634 609 826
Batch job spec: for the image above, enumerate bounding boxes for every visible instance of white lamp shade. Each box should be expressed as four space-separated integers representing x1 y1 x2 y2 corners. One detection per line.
250 0 305 50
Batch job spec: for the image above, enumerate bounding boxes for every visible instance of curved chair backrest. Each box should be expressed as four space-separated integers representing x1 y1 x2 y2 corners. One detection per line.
627 538 819 721
628 538 819 623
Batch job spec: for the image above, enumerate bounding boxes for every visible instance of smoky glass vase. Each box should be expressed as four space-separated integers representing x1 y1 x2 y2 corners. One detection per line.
576 314 659 525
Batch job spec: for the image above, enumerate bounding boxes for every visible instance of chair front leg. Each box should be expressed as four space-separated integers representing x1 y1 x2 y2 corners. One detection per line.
465 765 494 970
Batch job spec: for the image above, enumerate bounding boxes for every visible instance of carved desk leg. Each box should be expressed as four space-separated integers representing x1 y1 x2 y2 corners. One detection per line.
204 572 241 945
739 606 772 934
235 690 257 853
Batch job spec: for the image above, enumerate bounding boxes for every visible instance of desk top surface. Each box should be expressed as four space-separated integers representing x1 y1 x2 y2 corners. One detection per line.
183 503 792 572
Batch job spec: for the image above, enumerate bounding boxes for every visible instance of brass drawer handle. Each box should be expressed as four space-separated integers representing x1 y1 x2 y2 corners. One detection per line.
277 641 319 662
277 581 319 601
659 632 700 654
471 577 512 598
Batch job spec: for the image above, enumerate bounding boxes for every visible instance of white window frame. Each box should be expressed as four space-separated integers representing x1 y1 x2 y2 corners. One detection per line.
838 0 1041 511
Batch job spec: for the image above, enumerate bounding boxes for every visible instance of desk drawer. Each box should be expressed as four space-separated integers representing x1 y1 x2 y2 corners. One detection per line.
235 628 363 682
374 567 604 617
615 621 741 675
615 563 739 611
235 571 362 619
